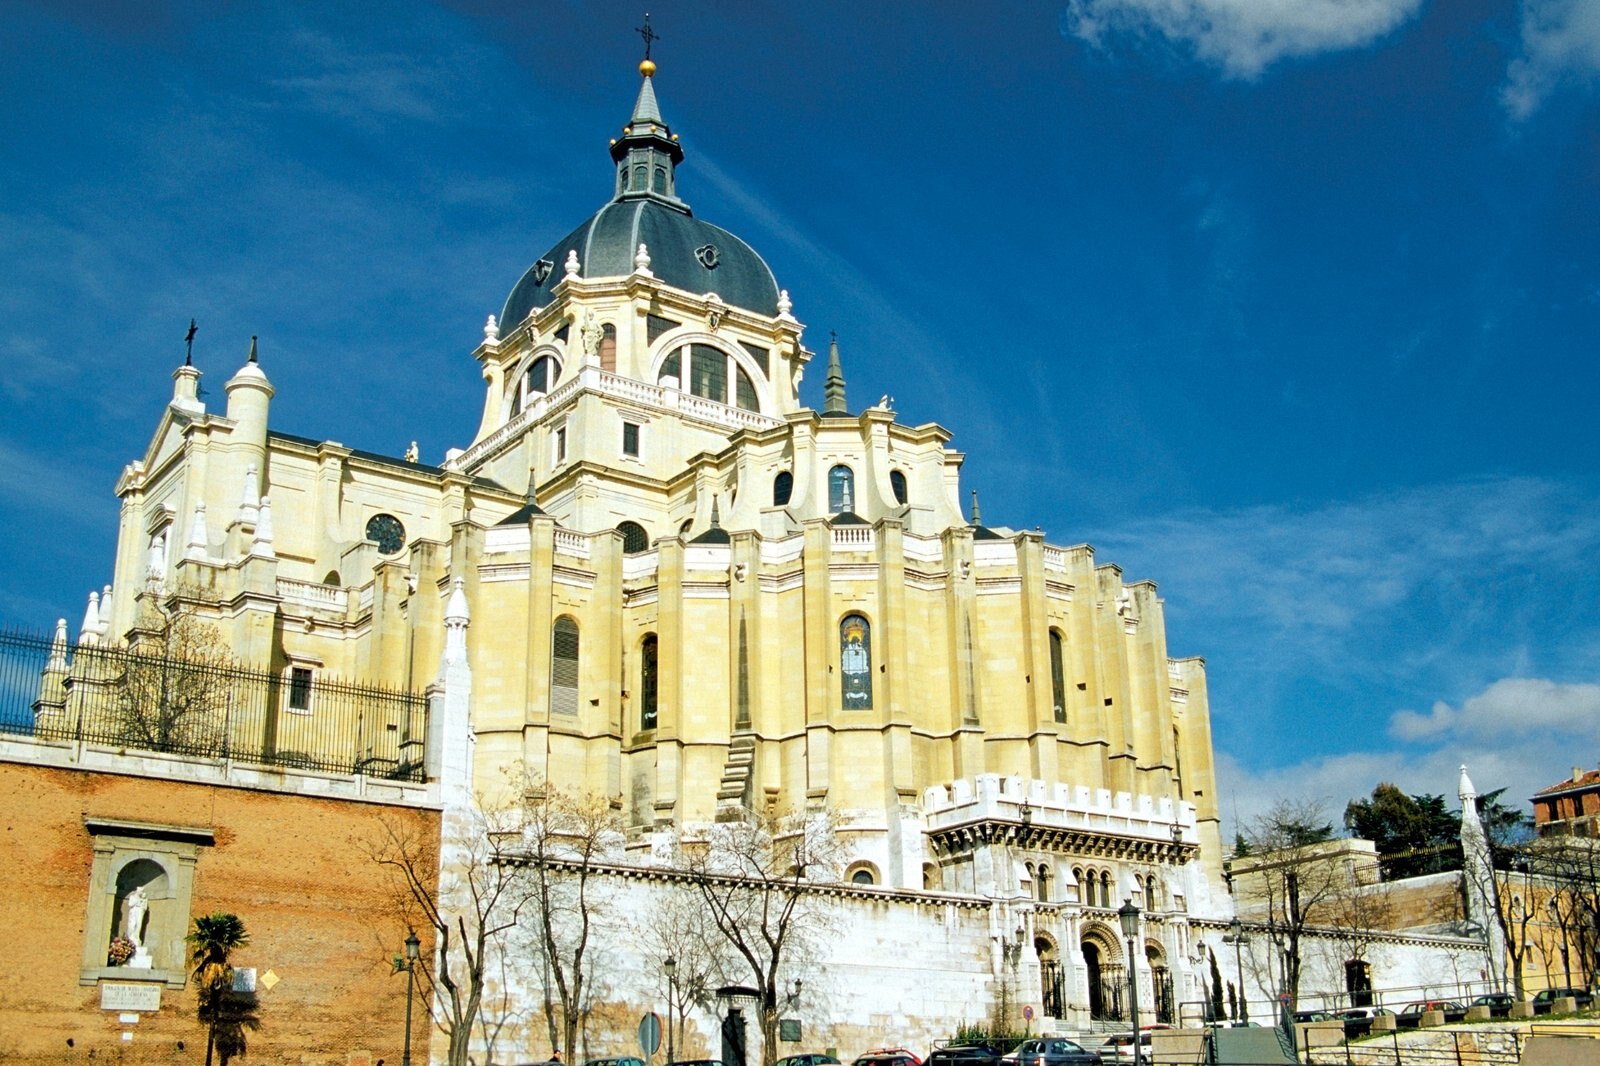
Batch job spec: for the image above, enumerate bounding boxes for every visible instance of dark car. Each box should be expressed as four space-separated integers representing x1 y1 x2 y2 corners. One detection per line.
778 1057 841 1066
1396 1000 1467 1026
853 1051 921 1066
1469 993 1517 1018
1532 987 1595 1014
925 1045 1001 1066
1011 1038 1100 1066
1335 1007 1394 1036
584 1058 646 1066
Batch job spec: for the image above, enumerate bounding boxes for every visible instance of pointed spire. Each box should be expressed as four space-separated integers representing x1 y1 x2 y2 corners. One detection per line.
97 585 113 637
971 489 982 526
443 577 471 668
252 496 276 558
610 42 685 205
78 591 101 647
823 332 848 415
48 618 70 670
186 502 209 561
247 335 258 364
1458 764 1478 805
238 464 260 526
709 494 722 529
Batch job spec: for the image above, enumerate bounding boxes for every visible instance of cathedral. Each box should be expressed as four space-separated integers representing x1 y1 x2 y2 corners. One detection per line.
16 51 1260 1064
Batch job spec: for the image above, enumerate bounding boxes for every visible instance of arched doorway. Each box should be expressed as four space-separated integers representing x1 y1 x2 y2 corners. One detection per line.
1037 936 1063 1018
1147 941 1174 1024
1082 928 1126 1022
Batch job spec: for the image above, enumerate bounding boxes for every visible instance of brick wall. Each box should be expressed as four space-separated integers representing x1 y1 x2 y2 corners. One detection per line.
1 758 440 1065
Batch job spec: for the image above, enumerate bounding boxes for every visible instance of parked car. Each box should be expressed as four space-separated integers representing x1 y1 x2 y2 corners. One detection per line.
672 1060 731 1066
1532 987 1595 1013
853 1049 921 1066
1009 1038 1101 1066
1468 993 1517 1018
1335 1007 1394 1036
778 1056 841 1066
924 1045 1001 1066
1101 1026 1170 1065
584 1059 645 1066
1396 1000 1467 1026
1292 1009 1335 1023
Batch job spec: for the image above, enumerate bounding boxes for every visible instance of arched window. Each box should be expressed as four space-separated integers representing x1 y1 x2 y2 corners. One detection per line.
657 342 761 412
678 518 693 536
1038 865 1052 902
773 471 794 506
1083 868 1096 907
839 613 873 709
1101 870 1112 907
1146 875 1160 911
617 521 649 554
1049 629 1067 723
640 633 659 731
828 465 855 513
890 469 908 505
652 166 666 193
633 164 647 190
847 862 878 885
599 324 616 373
512 354 561 416
551 616 580 716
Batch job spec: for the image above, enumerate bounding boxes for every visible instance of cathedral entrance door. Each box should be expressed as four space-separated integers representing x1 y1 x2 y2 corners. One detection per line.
1083 942 1104 1019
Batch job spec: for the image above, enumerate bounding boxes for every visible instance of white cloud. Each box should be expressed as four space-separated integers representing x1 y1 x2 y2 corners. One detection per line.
1502 0 1600 120
1220 677 1600 837
1061 0 1424 79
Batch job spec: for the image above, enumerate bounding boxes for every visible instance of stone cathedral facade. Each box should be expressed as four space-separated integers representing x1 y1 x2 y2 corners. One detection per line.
55 57 1245 1059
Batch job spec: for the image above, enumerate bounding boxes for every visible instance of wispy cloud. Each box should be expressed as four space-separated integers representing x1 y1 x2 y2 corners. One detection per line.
1060 0 1424 79
1502 0 1600 120
1220 676 1600 836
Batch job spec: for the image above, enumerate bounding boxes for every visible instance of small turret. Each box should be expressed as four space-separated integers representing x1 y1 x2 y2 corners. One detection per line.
225 336 274 481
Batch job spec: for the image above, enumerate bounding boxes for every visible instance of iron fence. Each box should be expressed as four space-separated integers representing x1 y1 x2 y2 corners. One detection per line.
0 627 428 781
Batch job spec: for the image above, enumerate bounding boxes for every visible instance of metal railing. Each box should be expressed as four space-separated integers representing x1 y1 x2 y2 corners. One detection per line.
0 627 428 781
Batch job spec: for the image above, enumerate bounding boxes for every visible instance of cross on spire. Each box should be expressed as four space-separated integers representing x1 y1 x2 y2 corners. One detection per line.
184 318 197 366
636 14 659 60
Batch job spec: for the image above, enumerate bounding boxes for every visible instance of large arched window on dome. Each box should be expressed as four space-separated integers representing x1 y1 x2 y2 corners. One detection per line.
551 616 580 717
828 465 855 513
839 613 873 710
512 354 561 417
657 342 761 412
773 471 794 506
1049 629 1068 723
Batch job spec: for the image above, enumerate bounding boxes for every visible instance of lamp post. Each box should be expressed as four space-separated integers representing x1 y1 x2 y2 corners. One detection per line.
1119 899 1142 1065
664 955 676 1066
402 931 420 1066
1224 918 1249 1023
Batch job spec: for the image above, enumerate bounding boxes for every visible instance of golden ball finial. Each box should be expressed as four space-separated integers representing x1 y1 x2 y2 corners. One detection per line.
639 58 656 77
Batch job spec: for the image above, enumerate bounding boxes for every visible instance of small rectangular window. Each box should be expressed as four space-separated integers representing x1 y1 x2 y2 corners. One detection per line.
288 667 314 712
622 422 640 457
555 425 567 463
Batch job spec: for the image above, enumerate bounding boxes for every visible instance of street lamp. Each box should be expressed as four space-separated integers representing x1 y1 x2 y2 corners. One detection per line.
1224 918 1249 1023
1119 899 1142 1065
402 931 420 1066
664 955 677 1066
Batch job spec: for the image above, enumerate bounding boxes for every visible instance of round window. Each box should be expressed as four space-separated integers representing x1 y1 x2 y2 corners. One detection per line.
366 514 406 555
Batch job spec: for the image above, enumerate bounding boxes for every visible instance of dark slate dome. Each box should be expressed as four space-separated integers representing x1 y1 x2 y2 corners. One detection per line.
500 66 780 329
501 200 780 328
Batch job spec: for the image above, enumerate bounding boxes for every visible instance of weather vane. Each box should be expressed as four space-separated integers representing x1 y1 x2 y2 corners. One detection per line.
184 318 198 366
636 13 658 60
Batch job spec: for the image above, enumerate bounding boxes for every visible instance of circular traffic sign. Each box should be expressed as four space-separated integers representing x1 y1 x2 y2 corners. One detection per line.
639 1012 662 1057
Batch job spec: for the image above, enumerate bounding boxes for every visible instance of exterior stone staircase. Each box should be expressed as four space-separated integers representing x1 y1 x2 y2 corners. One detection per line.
716 734 756 807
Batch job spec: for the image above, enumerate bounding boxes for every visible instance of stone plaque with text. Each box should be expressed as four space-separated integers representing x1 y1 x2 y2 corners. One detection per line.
101 982 162 1012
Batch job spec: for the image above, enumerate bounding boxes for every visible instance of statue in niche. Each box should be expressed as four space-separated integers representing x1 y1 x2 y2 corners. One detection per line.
119 885 154 968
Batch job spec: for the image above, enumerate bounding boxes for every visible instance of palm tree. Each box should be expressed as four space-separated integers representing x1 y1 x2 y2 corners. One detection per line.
188 912 251 1066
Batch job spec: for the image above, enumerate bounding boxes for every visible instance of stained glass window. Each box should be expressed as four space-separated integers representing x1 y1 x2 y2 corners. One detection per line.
839 613 873 709
640 634 658 731
828 465 855 513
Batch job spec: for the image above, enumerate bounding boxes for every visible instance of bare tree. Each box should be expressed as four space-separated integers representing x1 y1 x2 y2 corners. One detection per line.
519 784 624 1062
365 808 535 1066
634 878 738 1059
1229 800 1340 1011
107 598 233 752
683 811 839 1066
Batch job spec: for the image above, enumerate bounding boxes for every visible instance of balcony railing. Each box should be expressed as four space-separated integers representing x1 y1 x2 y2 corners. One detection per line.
0 627 427 782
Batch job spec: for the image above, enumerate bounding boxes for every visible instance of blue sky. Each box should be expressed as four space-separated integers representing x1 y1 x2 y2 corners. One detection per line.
3 0 1597 832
